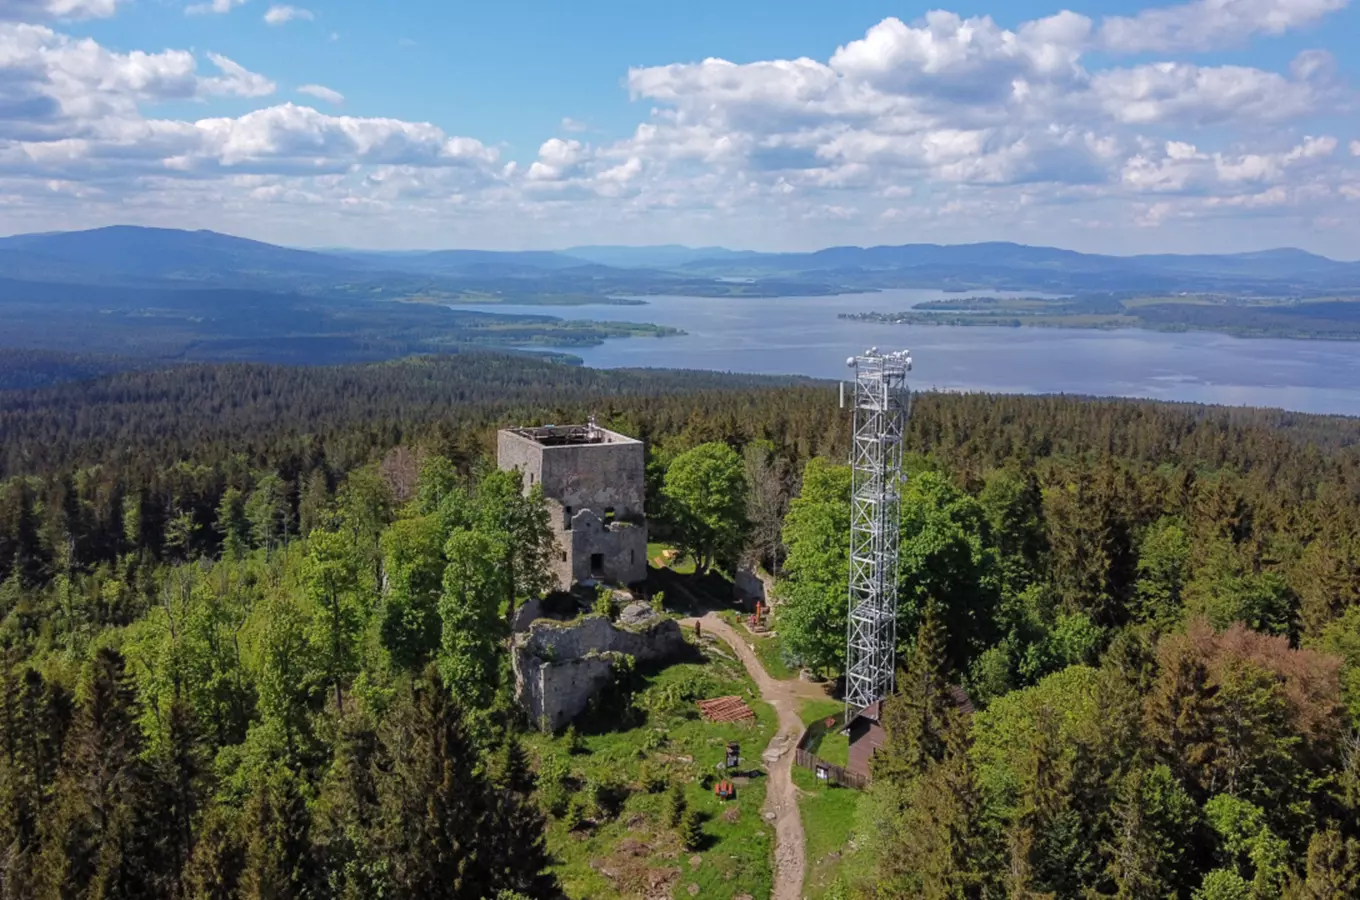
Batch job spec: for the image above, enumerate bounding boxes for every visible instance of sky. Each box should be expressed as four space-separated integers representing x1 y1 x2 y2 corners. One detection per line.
0 0 1358 255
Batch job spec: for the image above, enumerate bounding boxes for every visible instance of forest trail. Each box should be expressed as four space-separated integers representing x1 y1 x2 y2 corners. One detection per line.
681 613 827 900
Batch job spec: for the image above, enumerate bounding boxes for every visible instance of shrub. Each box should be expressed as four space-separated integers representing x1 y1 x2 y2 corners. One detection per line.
593 585 617 621
639 762 669 794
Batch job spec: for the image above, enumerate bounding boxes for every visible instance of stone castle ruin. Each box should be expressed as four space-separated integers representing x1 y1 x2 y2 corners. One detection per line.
499 420 676 729
497 419 647 590
513 606 684 731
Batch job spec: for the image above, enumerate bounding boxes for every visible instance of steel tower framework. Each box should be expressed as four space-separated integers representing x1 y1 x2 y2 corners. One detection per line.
843 348 913 717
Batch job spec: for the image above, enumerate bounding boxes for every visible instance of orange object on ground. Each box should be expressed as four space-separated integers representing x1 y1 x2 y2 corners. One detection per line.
714 780 735 800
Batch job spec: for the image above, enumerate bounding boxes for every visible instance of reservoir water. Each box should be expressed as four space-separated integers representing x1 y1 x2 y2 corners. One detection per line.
450 289 1360 417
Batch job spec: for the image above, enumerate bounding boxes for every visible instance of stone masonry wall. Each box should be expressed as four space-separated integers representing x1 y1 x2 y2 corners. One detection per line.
498 427 648 589
513 611 685 731
538 438 645 521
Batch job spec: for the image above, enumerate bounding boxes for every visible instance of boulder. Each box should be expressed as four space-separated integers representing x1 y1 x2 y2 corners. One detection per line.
617 600 658 627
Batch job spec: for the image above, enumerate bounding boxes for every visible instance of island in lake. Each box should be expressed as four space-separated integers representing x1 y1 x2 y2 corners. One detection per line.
840 292 1360 341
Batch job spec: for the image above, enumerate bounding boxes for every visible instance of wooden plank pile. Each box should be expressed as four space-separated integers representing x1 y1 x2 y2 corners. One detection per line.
697 695 755 724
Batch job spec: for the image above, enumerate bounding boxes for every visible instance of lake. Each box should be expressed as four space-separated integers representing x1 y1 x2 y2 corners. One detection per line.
450 289 1360 417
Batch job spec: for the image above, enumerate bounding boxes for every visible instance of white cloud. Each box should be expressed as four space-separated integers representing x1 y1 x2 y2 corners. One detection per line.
1100 0 1350 53
0 23 273 141
1089 61 1326 125
264 4 312 25
201 53 276 98
0 6 1357 252
1121 136 1336 193
186 0 246 15
188 105 498 171
597 156 642 184
526 138 585 181
0 26 500 182
828 11 1089 101
0 0 123 20
297 84 343 105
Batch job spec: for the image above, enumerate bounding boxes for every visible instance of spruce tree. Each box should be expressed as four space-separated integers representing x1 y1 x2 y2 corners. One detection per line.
312 719 383 900
875 601 953 785
491 735 535 796
678 807 704 852
375 671 558 899
239 763 314 900
159 697 210 885
1107 768 1178 900
876 708 989 898
1288 827 1360 899
35 648 170 899
181 806 244 900
0 666 68 900
1146 643 1221 798
666 779 688 828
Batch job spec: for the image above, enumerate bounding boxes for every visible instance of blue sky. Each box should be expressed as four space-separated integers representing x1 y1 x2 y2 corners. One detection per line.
2 0 1358 255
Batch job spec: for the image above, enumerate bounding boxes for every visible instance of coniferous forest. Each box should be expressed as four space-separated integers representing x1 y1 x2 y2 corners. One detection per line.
2 350 1360 898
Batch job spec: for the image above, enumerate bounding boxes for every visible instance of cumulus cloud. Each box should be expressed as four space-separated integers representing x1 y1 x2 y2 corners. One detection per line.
526 138 585 181
186 0 246 16
0 23 274 143
828 11 1090 102
187 105 497 171
0 0 123 20
1121 136 1336 193
1088 59 1329 125
1100 0 1350 53
0 3 1356 250
263 4 312 24
201 53 276 98
0 24 500 182
297 84 343 105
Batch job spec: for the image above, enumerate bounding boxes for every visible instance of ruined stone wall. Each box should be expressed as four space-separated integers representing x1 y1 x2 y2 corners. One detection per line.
513 611 685 730
566 509 647 585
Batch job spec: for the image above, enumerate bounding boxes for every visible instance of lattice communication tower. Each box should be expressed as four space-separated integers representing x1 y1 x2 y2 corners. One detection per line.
843 348 913 717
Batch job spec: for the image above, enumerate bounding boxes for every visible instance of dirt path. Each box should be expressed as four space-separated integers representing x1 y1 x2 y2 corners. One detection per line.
681 613 826 900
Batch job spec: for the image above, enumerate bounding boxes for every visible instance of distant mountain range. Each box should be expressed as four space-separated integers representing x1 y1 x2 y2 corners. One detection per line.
1 225 1358 299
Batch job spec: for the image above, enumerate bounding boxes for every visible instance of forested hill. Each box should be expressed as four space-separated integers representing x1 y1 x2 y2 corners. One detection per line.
4 350 1360 478
3 352 1360 897
0 353 815 479
5 351 1360 573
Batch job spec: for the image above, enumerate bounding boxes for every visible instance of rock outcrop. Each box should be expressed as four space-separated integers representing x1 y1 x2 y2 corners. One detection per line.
513 605 685 731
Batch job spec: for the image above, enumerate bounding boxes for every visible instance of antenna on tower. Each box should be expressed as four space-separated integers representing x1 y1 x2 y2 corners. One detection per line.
843 348 913 719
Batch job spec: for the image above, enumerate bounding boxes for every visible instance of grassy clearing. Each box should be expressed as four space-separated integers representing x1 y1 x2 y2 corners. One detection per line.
798 698 850 768
526 639 778 899
751 632 794 681
793 767 866 899
647 541 697 574
799 698 842 726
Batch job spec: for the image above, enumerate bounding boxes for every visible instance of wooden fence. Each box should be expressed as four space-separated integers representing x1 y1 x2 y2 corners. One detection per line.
794 748 870 791
793 711 871 790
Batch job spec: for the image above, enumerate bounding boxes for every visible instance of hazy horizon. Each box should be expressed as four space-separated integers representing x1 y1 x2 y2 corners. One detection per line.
4 223 1359 263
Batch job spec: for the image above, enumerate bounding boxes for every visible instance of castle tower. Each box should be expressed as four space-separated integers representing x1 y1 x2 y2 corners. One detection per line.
497 419 648 589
